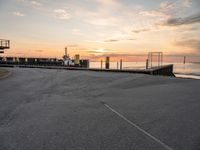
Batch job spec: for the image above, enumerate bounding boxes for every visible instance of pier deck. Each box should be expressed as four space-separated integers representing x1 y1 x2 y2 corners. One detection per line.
0 64 174 76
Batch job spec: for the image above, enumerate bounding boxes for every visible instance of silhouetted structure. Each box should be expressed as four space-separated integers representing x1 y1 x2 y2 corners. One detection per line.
146 59 149 69
148 52 163 68
120 59 123 70
63 47 74 66
74 54 80 66
0 56 89 68
79 59 89 68
0 57 63 66
183 56 186 64
105 57 110 69
0 39 10 53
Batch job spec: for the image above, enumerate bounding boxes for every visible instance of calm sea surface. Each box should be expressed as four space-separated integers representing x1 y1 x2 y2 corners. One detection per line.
89 61 200 79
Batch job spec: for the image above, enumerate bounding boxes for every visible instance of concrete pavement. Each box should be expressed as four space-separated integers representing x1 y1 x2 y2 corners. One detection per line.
0 68 200 150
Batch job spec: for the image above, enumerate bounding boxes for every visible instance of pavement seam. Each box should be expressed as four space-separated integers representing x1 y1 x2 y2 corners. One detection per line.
102 102 174 150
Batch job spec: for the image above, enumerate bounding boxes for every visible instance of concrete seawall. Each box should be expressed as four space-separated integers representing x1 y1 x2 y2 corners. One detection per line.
0 64 175 77
146 64 175 76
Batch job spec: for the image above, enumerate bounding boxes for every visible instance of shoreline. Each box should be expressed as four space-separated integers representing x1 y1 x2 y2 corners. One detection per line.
175 73 200 80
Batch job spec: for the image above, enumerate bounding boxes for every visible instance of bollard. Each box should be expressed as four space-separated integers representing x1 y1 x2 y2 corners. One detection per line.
183 56 186 64
105 57 110 69
146 59 149 69
101 59 103 69
120 59 122 70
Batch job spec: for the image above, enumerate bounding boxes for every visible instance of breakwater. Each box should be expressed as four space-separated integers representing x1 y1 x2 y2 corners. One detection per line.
0 64 174 76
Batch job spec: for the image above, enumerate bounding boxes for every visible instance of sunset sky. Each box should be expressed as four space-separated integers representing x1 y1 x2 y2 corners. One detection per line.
0 0 200 62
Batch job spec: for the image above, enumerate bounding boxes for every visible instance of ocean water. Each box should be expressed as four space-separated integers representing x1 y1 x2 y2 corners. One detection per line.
89 61 200 79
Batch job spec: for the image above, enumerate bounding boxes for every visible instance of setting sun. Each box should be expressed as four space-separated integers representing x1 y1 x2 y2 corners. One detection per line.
96 49 105 53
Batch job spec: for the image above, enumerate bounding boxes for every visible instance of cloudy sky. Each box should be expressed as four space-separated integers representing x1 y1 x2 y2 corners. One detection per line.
0 0 200 61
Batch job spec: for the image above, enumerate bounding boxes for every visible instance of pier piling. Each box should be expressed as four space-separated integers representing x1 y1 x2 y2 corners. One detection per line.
146 59 149 69
120 59 122 70
105 57 110 69
183 56 186 64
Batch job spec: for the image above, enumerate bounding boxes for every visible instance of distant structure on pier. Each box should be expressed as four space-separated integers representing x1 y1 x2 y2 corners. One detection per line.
62 46 89 68
63 47 74 66
0 39 10 53
0 45 89 68
147 52 163 68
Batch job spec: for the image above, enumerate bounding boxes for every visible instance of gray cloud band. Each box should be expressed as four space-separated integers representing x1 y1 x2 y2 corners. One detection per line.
163 13 200 26
174 39 200 51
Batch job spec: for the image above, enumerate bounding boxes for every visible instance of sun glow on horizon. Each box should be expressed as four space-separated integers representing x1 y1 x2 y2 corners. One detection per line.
96 48 105 53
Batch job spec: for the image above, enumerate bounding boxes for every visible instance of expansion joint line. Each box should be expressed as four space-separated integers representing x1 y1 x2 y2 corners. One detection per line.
101 102 174 150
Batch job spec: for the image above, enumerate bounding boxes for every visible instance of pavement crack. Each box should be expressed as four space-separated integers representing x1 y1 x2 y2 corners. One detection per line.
101 101 174 150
